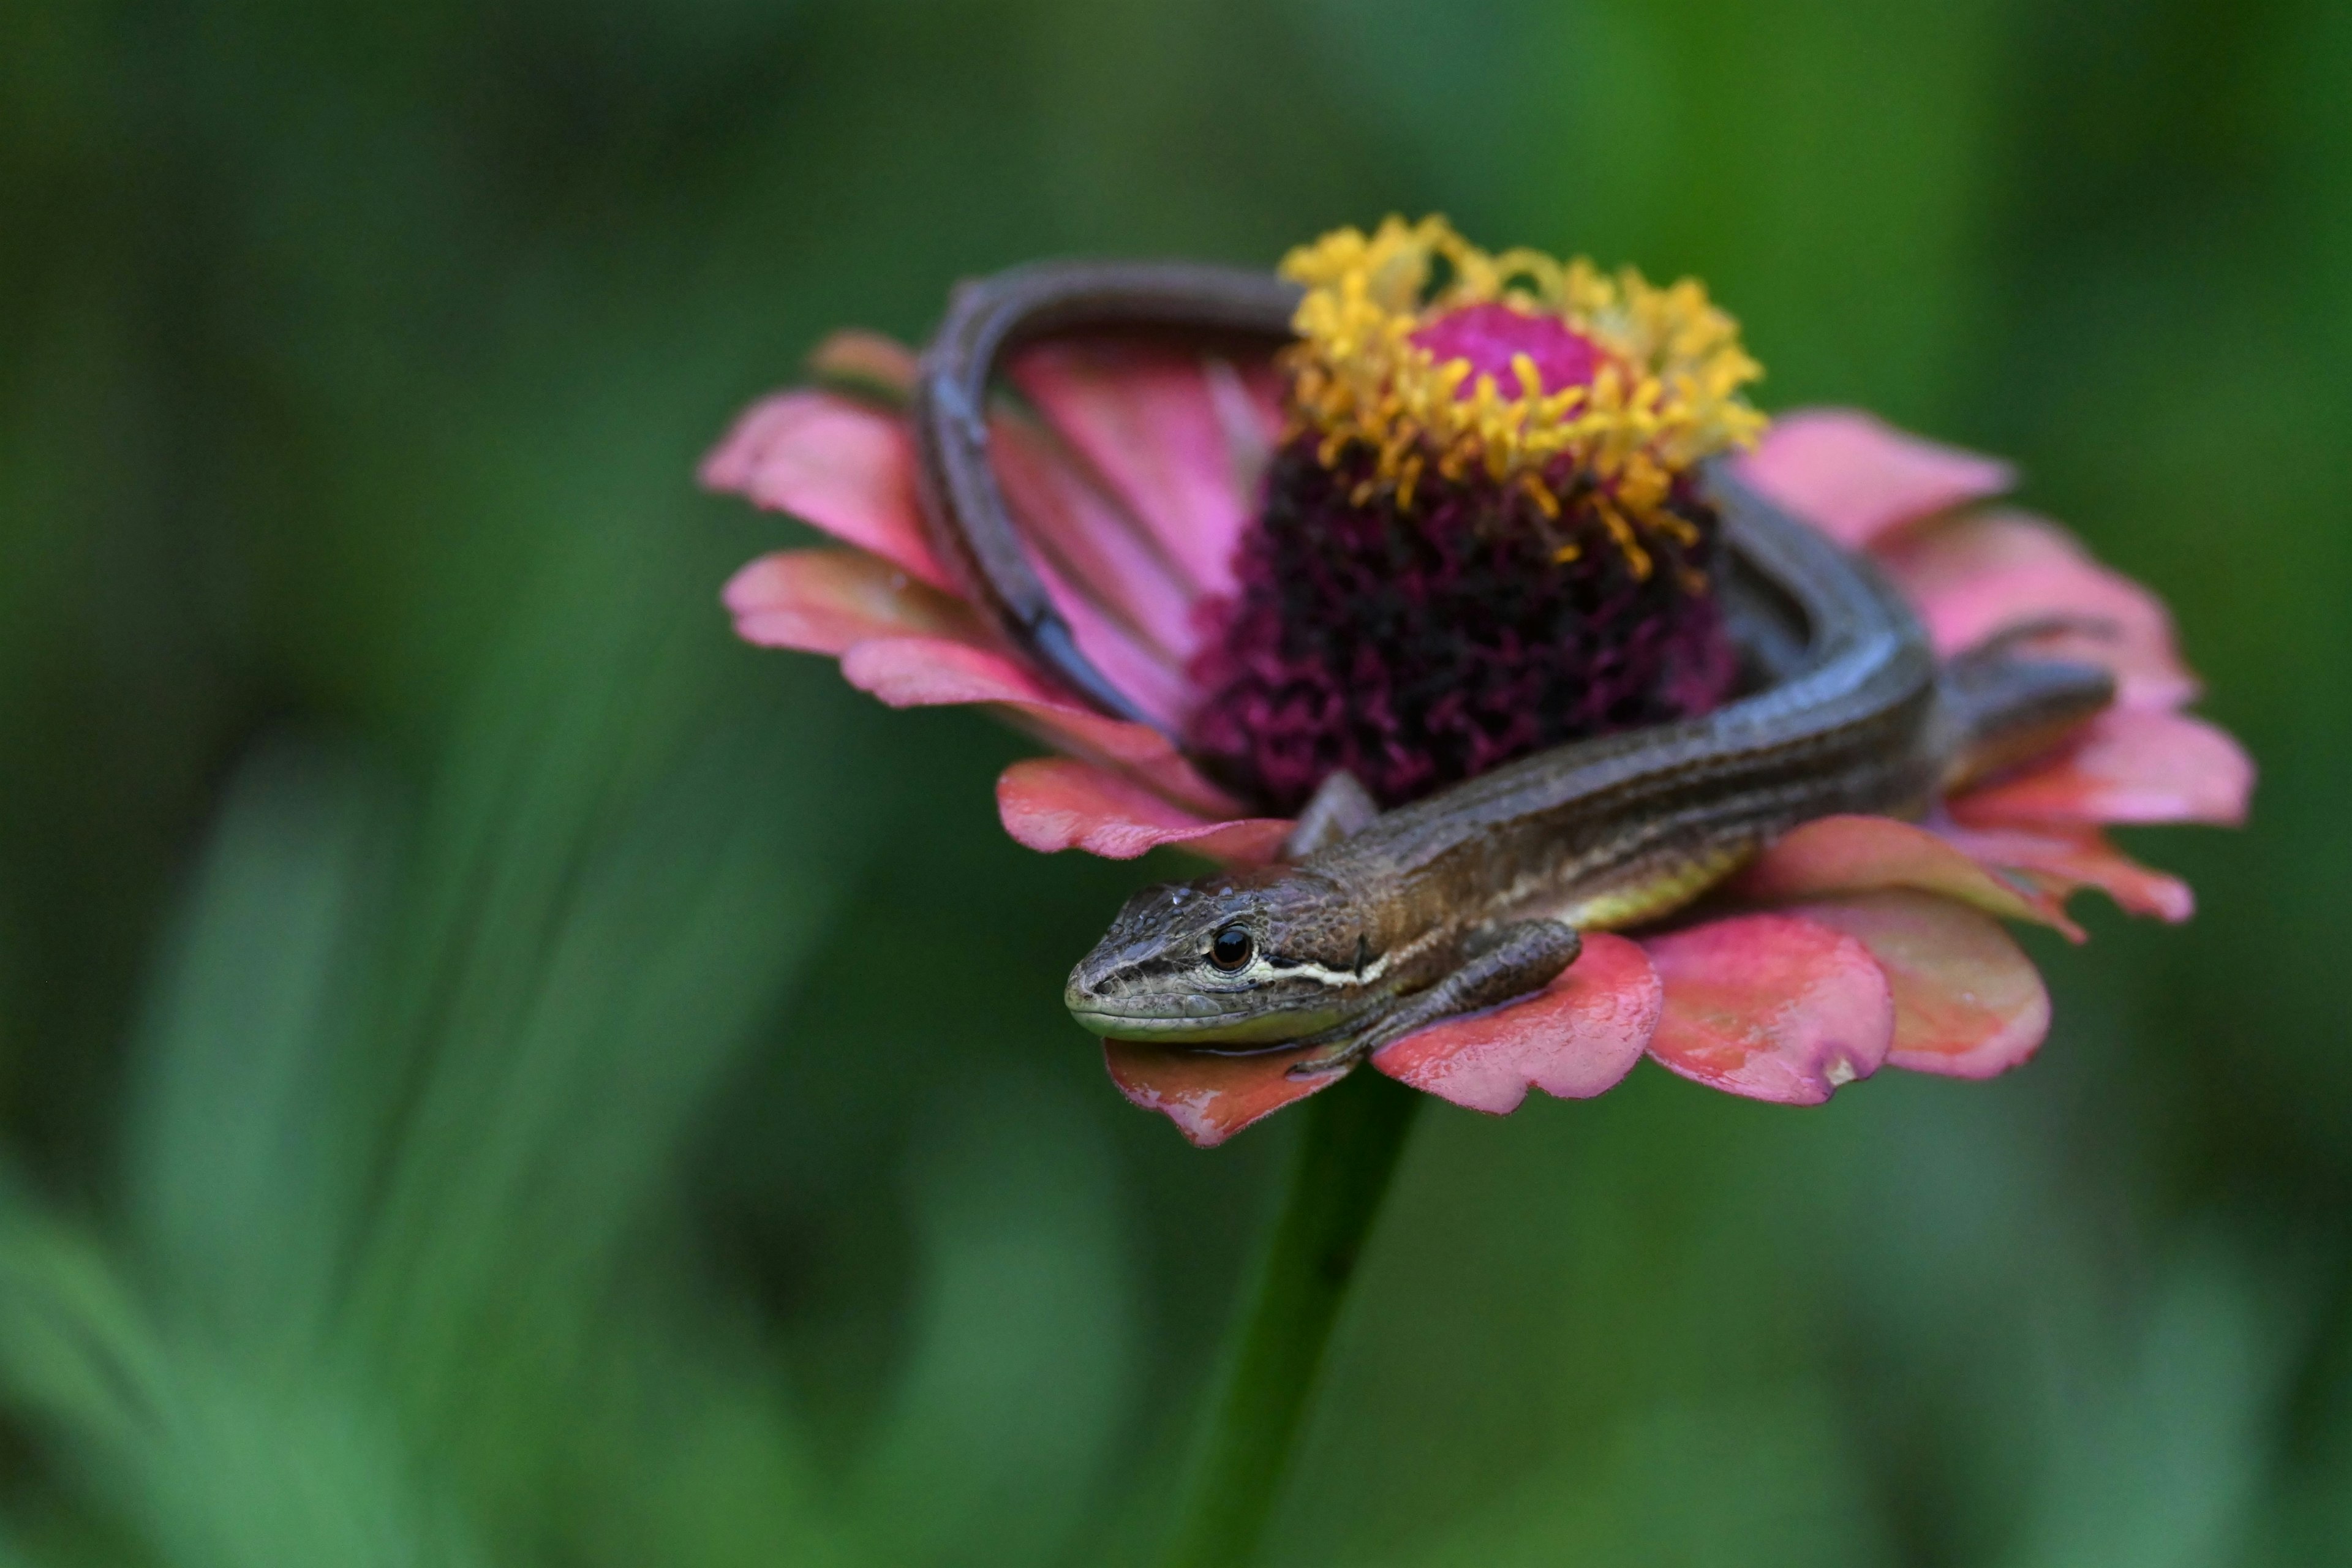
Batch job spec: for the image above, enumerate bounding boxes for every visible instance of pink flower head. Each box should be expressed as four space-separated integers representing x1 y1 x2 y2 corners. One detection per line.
705 240 2250 1149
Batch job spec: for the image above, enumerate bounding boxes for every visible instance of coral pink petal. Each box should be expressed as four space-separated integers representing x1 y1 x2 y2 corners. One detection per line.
1371 934 1657 1114
721 549 983 656
1784 892 2049 1079
698 391 949 588
1732 815 2079 938
1642 914 1896 1105
997 758 1291 865
1933 821 2195 924
1875 510 2197 710
1953 709 2253 828
839 634 1066 709
1736 408 2014 548
1102 1041 1348 1148
1010 339 1272 603
837 636 1240 815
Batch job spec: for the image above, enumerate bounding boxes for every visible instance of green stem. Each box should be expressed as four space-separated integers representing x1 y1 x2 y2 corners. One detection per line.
1163 1068 1422 1568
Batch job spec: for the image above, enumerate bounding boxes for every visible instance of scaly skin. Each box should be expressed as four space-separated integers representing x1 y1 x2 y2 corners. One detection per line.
908 260 2115 1075
1061 462 1950 1073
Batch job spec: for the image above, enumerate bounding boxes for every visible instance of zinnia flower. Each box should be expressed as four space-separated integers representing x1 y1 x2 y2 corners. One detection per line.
704 217 2251 1148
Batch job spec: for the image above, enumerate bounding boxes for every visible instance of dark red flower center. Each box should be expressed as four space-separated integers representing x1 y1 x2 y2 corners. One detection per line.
1408 302 1607 395
1183 438 1738 815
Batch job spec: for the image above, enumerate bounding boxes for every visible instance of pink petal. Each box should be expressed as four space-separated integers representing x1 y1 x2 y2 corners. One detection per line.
1371 933 1657 1114
1731 815 2081 939
1874 510 2198 710
835 636 1240 814
721 548 984 656
1953 708 2253 828
997 758 1291 865
1782 892 2049 1079
1736 408 2014 548
1102 1040 1348 1148
806 329 919 399
839 633 1063 709
1932 821 2195 923
1009 339 1275 604
991 417 1199 724
1215 357 1291 469
699 391 950 588
1031 549 1195 728
1642 913 1896 1105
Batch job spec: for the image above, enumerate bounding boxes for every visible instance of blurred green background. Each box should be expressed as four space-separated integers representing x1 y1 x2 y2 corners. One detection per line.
2 0 2348 1562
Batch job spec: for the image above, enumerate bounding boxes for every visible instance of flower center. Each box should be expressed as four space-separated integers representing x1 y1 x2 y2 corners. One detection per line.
1182 217 1767 815
1408 301 1606 399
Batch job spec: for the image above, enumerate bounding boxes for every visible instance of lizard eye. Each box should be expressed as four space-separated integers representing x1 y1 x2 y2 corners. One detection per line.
1208 923 1254 971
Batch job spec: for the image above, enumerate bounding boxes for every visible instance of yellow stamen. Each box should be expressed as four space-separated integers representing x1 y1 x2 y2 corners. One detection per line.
1593 498 1654 582
1518 472 1562 520
1279 215 1768 574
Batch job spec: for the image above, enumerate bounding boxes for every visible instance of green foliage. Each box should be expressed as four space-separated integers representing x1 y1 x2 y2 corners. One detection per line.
0 0 2347 1563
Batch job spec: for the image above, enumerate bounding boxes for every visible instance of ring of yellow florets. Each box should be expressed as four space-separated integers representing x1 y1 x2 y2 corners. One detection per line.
1280 215 1768 579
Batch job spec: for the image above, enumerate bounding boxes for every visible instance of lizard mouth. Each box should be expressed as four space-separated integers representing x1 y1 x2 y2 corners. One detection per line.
1063 989 1346 1047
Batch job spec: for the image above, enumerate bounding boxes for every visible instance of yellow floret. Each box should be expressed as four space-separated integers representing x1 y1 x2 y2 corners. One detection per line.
1279 216 1768 570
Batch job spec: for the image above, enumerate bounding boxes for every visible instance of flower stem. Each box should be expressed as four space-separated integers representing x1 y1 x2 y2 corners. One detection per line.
1162 1068 1422 1568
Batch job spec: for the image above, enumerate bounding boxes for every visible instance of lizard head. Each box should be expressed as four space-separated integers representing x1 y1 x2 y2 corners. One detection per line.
1063 866 1386 1046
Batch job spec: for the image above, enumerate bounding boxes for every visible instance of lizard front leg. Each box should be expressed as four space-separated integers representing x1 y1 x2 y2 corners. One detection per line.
1284 920 1583 1079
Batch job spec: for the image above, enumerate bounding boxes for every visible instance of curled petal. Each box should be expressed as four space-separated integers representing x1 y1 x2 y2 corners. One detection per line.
699 391 950 588
1009 339 1277 603
1736 408 2014 548
1875 510 2198 710
997 758 1291 865
1953 709 2253 828
807 329 920 399
1209 358 1291 482
1934 821 2194 923
1642 913 1896 1104
836 636 1239 813
1732 815 2081 939
1783 892 2049 1079
1102 1041 1348 1148
1371 933 1657 1114
722 548 984 655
